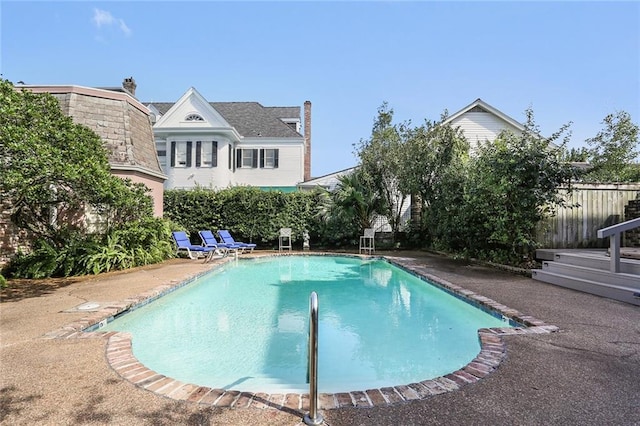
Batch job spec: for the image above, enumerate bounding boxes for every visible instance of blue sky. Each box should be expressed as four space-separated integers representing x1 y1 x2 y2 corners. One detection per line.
2 1 639 177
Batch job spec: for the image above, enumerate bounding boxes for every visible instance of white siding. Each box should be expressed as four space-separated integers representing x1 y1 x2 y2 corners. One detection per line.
451 112 521 149
234 144 304 187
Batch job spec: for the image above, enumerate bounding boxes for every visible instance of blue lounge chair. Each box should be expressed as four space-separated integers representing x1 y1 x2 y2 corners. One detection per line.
198 230 242 257
218 230 256 253
172 231 216 260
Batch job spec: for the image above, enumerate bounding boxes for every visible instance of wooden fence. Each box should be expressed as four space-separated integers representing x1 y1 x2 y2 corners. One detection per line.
537 183 640 248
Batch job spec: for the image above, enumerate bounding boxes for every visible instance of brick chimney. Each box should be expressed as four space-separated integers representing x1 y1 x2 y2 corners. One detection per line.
122 77 136 97
304 100 311 181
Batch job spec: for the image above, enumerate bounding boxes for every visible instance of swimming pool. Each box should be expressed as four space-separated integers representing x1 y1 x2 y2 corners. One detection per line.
101 255 512 393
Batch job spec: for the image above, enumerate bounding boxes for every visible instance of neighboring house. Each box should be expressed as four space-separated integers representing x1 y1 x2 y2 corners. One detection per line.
146 88 311 191
297 98 536 231
443 98 528 149
14 78 166 216
1 78 166 264
297 167 357 192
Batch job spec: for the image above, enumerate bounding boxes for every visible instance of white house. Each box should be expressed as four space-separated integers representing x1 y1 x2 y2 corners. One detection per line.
147 87 311 191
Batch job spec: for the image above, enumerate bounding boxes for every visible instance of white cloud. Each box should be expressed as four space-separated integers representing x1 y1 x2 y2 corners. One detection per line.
119 19 132 36
92 8 114 28
92 8 132 37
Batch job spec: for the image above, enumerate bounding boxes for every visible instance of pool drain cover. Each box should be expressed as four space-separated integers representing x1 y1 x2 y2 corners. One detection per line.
77 302 100 311
63 301 117 313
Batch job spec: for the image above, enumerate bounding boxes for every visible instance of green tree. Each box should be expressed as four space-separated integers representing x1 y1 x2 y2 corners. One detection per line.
0 78 152 247
460 109 577 262
331 169 385 232
399 113 469 236
584 111 640 182
0 79 168 279
355 103 410 238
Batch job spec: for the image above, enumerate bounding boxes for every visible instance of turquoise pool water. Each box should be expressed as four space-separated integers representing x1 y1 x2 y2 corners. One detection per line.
101 255 511 393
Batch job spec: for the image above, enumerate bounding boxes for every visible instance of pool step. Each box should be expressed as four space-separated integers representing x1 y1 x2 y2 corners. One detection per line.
221 376 309 393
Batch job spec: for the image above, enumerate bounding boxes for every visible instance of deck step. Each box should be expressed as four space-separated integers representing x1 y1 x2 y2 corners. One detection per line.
531 269 640 306
551 252 640 274
541 261 640 287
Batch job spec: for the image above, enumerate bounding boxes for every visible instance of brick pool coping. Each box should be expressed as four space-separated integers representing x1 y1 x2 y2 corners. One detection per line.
44 252 559 414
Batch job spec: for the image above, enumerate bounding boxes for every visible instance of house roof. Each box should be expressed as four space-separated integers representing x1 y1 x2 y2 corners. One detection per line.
443 98 526 132
298 167 358 191
146 100 302 138
443 98 557 148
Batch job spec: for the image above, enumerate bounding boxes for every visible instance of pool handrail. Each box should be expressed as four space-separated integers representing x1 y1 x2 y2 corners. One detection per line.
304 292 323 426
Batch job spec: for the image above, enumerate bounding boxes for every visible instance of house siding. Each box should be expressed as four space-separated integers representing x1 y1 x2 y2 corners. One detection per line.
234 144 303 187
451 112 521 148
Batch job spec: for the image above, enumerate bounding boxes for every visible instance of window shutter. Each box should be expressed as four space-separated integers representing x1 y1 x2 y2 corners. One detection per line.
186 141 192 167
195 141 202 167
274 149 279 168
252 149 258 168
229 145 233 170
259 149 265 168
212 141 218 167
236 149 242 168
170 141 176 167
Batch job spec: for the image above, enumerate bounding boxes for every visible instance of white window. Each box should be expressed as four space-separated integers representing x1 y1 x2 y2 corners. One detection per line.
196 141 217 168
260 149 279 168
185 113 204 121
236 149 258 169
242 150 254 168
170 141 192 168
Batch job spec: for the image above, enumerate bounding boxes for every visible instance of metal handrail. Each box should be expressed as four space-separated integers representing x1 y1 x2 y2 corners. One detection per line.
304 292 323 426
597 217 640 273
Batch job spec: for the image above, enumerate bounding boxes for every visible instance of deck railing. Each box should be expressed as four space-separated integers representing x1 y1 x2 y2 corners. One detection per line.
597 217 640 273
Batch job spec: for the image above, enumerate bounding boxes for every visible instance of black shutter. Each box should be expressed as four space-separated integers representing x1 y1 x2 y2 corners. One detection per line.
196 141 202 167
212 141 218 167
259 149 265 168
252 149 258 168
229 145 233 170
186 141 192 167
274 149 279 168
170 141 176 167
236 149 242 168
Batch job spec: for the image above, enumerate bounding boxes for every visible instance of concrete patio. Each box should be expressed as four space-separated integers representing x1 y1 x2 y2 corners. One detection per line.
1 251 638 425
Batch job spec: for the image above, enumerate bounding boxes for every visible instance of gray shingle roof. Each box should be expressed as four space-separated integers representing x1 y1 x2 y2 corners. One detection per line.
146 101 302 138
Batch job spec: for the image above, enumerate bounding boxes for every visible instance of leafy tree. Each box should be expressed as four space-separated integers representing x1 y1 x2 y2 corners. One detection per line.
399 113 469 236
354 103 410 238
0 78 153 248
0 78 169 278
562 146 590 162
330 169 385 232
583 111 640 182
459 109 577 262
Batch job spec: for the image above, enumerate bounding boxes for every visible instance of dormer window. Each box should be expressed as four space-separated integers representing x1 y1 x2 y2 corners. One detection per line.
185 113 204 122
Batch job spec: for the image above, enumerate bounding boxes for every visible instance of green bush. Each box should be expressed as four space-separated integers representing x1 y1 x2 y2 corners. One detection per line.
0 274 7 289
6 218 176 279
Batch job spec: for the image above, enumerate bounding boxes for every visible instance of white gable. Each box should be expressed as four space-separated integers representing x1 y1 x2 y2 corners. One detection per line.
450 111 522 148
154 87 232 129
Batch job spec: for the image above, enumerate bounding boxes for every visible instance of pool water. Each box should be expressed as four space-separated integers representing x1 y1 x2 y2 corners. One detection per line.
102 255 511 393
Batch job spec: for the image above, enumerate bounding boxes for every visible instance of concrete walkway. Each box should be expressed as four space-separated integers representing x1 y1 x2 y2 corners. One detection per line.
1 251 638 425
